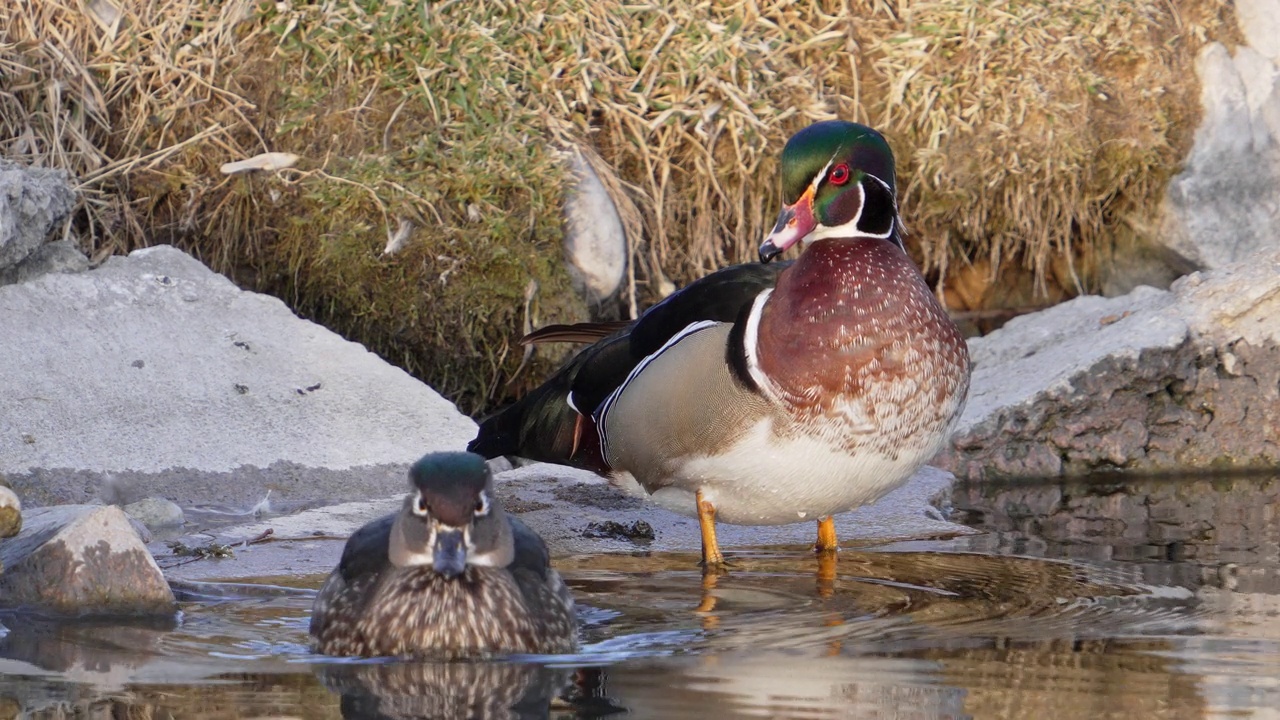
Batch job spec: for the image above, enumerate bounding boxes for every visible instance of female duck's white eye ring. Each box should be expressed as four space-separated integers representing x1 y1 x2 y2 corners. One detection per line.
474 491 490 517
412 493 430 517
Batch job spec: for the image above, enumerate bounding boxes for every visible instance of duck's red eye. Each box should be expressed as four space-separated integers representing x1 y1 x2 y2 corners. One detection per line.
829 163 851 186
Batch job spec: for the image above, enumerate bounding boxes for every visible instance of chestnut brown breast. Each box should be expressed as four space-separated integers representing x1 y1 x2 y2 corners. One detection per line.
755 238 970 451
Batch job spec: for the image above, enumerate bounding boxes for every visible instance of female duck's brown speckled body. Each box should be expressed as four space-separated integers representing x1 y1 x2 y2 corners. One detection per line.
310 452 576 658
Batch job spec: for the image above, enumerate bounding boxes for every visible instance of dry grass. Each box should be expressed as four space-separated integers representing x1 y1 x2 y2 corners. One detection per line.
869 0 1234 298
0 0 1236 413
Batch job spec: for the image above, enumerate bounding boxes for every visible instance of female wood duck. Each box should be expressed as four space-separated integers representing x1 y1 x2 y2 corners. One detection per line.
309 451 577 658
469 120 971 567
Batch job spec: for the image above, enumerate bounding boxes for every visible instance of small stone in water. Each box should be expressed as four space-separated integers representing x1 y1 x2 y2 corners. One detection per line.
582 520 655 542
0 483 20 538
124 497 185 530
168 540 235 559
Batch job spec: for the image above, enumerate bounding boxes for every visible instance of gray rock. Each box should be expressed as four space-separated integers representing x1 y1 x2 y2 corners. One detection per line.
0 505 175 615
122 497 184 530
1098 237 1191 298
941 250 1280 480
126 515 154 544
484 456 515 475
0 245 477 511
0 159 76 271
0 239 88 286
562 148 627 307
1155 42 1280 273
0 484 19 539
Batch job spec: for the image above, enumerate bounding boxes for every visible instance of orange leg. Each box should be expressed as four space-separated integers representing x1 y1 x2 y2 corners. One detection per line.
816 516 839 554
697 490 725 567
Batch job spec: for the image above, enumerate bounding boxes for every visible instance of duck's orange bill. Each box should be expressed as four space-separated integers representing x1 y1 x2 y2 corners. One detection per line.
760 184 816 262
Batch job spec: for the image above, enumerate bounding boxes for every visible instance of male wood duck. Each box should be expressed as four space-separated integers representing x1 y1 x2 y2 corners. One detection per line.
309 451 577 658
469 120 971 567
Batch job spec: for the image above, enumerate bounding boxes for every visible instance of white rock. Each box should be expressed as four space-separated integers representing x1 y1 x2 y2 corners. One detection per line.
0 245 477 511
0 484 20 538
1237 0 1280 65
123 497 185 529
0 505 175 615
1232 46 1280 151
1157 42 1280 271
944 249 1280 479
562 149 627 306
958 286 1186 432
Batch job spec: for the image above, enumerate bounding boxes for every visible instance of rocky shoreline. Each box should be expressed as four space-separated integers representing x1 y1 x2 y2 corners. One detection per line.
1 236 1275 610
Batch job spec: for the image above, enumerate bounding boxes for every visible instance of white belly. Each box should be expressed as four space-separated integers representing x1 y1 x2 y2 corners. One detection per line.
609 417 945 525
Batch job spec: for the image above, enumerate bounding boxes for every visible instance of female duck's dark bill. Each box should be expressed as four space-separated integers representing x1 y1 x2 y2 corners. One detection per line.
433 527 467 578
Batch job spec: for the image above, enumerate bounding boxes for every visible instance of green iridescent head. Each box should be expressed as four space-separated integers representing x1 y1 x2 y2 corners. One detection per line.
761 121 901 261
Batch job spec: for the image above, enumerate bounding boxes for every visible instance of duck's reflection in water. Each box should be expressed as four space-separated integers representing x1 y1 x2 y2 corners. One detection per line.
315 660 576 720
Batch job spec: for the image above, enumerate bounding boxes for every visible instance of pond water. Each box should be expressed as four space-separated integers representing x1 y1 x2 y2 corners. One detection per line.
2 471 1279 719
